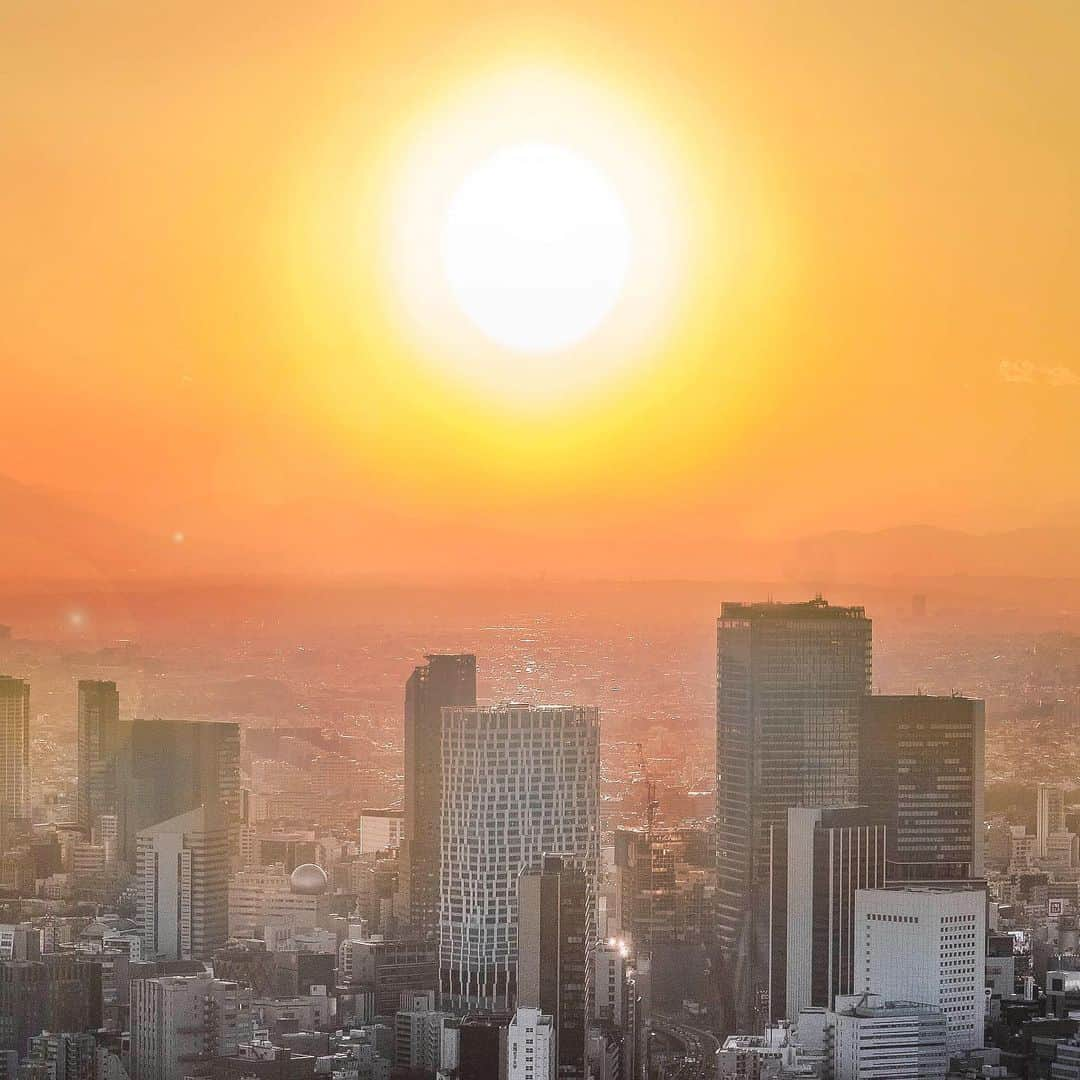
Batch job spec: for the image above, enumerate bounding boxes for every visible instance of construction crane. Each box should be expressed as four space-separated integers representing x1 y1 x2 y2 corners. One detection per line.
635 741 660 836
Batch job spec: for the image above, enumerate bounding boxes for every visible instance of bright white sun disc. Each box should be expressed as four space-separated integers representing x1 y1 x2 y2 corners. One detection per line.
442 142 631 353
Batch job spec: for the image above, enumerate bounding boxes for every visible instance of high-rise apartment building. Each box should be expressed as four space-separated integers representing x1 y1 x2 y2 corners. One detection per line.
439 704 599 1010
518 853 594 1080
130 974 251 1080
1038 782 1068 859
118 718 240 866
854 886 986 1054
859 695 985 881
401 655 476 939
768 806 887 1021
0 676 31 827
716 598 871 1027
136 805 229 961
76 679 124 833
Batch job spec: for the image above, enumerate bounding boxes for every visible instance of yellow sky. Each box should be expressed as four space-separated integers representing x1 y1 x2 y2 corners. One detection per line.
3 1 1080 578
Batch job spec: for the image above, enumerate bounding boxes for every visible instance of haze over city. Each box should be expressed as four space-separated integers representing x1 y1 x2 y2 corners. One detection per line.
3 4 1080 1080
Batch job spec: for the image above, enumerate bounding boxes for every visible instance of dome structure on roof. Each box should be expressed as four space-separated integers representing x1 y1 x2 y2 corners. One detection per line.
289 863 329 895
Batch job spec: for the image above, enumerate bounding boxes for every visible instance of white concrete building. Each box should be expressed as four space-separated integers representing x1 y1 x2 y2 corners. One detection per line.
359 809 404 854
855 887 985 1053
831 993 947 1079
439 704 599 1010
508 1007 555 1080
227 862 330 938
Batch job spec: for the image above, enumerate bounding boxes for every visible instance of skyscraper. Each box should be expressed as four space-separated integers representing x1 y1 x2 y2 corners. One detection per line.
716 598 871 1027
768 805 887 1022
854 886 986 1054
0 676 31 828
518 853 594 1080
76 679 124 833
859 695 985 881
1038 782 1067 859
136 805 229 961
439 704 599 1010
401 654 477 939
118 717 240 866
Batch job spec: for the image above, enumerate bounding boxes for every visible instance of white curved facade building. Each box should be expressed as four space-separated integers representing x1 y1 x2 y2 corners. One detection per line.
439 704 600 1009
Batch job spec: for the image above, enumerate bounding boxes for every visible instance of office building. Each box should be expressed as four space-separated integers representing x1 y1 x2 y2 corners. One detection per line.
439 704 599 1010
130 974 251 1080
593 941 629 1027
508 1007 555 1080
0 954 102 1054
136 805 229 961
337 937 438 1014
830 993 948 1080
716 598 871 1028
612 826 716 953
227 862 330 938
394 991 457 1073
855 886 985 1053
118 718 240 866
769 806 887 1021
517 853 594 1079
1039 783 1067 856
457 1014 511 1080
401 654 476 939
0 676 31 828
358 808 404 854
76 679 124 833
859 695 985 881
24 1032 97 1080
593 940 639 1080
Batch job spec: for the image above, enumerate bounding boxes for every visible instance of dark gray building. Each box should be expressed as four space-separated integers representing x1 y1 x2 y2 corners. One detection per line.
518 853 593 1080
859 694 985 881
716 597 871 1029
76 679 123 833
118 718 240 867
400 654 476 939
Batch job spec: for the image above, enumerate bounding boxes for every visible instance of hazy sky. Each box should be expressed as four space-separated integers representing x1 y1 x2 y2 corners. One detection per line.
4 2 1079 578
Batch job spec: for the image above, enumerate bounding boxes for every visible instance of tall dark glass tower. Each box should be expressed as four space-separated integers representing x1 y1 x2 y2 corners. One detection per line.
76 679 123 833
716 597 871 1029
401 654 476 939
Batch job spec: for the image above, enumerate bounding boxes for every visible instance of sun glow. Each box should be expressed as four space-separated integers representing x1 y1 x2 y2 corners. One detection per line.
383 65 692 407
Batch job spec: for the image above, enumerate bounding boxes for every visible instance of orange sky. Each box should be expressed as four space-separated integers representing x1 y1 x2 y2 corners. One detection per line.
4 2 1080 580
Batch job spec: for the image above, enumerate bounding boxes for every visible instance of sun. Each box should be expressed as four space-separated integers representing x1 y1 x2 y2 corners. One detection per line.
442 142 631 354
381 65 693 408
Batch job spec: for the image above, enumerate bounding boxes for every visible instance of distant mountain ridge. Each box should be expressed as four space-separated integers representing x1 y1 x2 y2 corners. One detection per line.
1 473 1078 583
